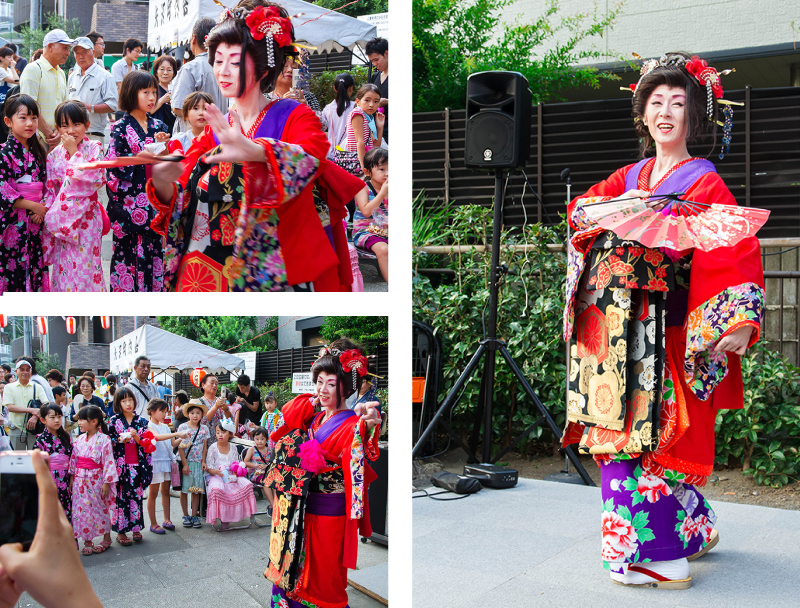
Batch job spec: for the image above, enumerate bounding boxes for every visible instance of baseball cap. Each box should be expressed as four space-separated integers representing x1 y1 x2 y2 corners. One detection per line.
42 29 76 47
72 37 93 51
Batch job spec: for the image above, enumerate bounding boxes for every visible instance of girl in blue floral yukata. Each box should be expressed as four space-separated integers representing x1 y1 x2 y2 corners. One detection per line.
562 52 765 589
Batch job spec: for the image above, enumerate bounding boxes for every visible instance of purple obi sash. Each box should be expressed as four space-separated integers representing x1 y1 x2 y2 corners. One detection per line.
49 453 69 471
212 99 300 145
306 491 346 516
312 409 357 444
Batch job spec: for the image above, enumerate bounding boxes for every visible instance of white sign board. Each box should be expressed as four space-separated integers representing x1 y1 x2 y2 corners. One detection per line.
292 372 314 394
110 326 147 374
357 12 388 40
232 351 257 382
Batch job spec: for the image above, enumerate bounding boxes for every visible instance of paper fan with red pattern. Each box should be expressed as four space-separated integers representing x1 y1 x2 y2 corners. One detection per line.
583 194 770 252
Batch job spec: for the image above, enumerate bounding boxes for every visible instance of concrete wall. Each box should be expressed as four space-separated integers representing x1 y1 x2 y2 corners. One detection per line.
511 0 799 63
277 317 304 350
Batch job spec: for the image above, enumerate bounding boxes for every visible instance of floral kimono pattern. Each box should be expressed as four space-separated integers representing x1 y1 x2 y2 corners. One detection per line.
107 414 153 534
148 100 360 292
69 432 118 541
0 135 47 292
266 396 380 608
35 430 73 521
43 139 106 291
561 157 765 568
106 114 168 292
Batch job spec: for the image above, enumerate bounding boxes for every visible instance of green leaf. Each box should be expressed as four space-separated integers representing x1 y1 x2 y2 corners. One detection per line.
634 465 643 479
603 498 614 513
621 478 638 492
617 505 632 522
637 527 656 543
632 511 649 530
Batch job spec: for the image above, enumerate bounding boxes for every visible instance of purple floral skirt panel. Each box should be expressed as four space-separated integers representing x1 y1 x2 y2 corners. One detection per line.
600 455 716 567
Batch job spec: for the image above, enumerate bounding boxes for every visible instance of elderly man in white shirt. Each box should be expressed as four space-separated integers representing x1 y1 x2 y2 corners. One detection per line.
67 37 118 144
2 359 49 450
127 355 158 420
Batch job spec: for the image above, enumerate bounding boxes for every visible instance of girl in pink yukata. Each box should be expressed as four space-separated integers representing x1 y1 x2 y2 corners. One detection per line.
69 405 117 555
43 100 107 292
205 419 256 528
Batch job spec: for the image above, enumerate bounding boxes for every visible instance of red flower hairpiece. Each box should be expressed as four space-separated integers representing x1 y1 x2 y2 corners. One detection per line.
245 6 292 47
339 349 368 377
686 56 723 99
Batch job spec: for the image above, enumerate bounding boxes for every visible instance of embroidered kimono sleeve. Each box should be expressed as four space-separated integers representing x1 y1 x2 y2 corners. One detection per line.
100 435 119 483
44 142 105 245
245 106 327 208
106 417 121 445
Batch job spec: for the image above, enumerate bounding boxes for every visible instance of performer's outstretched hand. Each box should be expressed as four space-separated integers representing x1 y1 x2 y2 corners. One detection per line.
355 401 382 430
201 104 266 165
714 325 754 356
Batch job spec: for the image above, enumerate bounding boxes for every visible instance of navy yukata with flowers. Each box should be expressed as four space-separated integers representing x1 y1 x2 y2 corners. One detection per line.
0 135 47 292
107 413 153 534
35 430 73 522
105 114 168 292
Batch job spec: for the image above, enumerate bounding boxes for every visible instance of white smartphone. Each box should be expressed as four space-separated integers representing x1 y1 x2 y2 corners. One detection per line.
291 68 300 89
0 451 38 550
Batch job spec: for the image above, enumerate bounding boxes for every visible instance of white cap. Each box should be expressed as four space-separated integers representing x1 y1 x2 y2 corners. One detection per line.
72 37 93 51
43 29 76 47
219 417 236 434
14 359 32 371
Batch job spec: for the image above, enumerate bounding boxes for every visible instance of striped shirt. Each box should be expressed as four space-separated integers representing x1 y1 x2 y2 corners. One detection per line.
345 107 374 152
19 56 68 130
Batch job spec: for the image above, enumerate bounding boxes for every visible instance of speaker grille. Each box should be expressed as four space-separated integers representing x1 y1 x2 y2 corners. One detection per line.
465 112 515 167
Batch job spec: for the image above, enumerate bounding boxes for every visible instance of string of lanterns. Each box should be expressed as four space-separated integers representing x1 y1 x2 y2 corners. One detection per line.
0 316 113 335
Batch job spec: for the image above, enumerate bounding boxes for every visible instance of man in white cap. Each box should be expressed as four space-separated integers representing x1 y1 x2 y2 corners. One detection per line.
68 36 118 145
2 359 50 450
19 28 73 150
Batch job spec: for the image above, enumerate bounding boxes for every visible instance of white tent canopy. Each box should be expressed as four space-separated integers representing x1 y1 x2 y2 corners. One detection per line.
110 325 246 376
148 0 378 54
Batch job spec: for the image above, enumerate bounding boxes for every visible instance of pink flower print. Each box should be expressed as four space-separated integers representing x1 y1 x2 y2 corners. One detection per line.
65 168 74 177
123 196 136 212
264 250 285 276
166 255 181 273
135 193 149 208
107 177 119 193
138 271 145 289
153 278 163 292
118 272 134 291
695 514 714 543
125 126 142 154
152 257 163 275
2 224 20 249
130 208 148 225
136 241 144 257
678 515 699 542
601 510 638 562
7 258 16 272
0 180 20 201
109 273 118 288
0 277 7 292
112 221 125 239
114 262 127 276
636 474 671 503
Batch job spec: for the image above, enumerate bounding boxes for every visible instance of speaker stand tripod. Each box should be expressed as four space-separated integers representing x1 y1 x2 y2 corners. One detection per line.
412 169 594 486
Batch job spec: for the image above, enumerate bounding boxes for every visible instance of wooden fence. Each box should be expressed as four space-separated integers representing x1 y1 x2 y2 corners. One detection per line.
413 86 800 239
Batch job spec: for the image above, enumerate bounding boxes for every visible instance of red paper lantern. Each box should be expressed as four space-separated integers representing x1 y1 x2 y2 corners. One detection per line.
190 368 207 388
65 316 76 334
101 316 112 330
0 315 7 328
36 316 48 335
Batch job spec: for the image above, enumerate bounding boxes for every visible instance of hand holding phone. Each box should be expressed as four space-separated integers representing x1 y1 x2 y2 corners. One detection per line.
0 450 102 608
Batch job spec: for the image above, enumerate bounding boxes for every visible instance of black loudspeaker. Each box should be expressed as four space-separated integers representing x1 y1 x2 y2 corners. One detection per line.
465 71 532 169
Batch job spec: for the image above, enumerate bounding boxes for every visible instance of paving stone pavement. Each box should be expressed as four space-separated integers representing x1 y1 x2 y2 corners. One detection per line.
414 477 800 608
19 493 386 607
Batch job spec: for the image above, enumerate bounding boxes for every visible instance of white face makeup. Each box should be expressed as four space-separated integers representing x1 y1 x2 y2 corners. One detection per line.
644 85 688 149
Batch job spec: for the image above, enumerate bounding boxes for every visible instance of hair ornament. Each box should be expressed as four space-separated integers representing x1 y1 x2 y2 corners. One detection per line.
210 0 294 67
621 52 743 159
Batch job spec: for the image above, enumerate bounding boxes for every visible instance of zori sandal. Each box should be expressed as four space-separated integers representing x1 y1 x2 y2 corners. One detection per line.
132 531 143 541
117 534 132 546
93 540 112 554
688 529 719 562
611 565 692 589
82 543 94 556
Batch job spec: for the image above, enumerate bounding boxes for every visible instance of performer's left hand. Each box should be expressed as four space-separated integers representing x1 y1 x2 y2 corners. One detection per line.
714 325 753 356
356 401 381 429
201 104 266 165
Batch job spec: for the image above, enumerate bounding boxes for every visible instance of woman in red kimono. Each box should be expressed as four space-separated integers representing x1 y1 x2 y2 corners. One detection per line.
266 340 381 608
148 0 364 291
562 53 764 588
